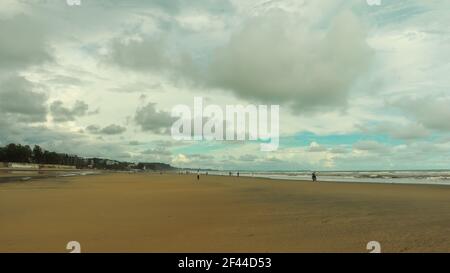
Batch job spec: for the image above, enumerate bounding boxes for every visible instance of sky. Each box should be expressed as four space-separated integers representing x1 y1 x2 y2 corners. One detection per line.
0 0 450 171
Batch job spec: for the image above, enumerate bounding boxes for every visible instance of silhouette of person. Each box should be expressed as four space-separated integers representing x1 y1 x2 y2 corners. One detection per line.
312 172 317 182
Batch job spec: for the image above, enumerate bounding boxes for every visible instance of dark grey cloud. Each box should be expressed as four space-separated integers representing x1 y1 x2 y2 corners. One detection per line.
86 124 126 135
106 36 171 72
134 103 174 133
86 125 101 133
0 14 52 70
0 76 47 123
367 121 430 140
100 124 127 135
50 100 89 122
141 147 171 156
390 96 450 131
0 121 77 147
104 35 198 84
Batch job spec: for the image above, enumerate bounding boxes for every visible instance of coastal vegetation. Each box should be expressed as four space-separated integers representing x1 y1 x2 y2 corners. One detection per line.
0 143 174 171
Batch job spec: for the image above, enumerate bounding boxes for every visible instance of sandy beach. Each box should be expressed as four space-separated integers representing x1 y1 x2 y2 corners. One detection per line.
1 173 450 253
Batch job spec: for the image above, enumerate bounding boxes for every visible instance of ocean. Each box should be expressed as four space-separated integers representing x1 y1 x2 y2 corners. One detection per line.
208 170 450 186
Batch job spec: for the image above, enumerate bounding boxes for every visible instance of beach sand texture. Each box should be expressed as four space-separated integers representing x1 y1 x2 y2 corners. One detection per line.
1 173 450 253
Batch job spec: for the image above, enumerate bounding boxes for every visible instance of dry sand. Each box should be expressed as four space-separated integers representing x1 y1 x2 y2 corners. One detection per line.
1 173 450 253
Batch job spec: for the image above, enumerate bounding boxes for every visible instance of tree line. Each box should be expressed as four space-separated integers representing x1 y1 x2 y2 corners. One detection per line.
0 143 174 171
0 143 90 168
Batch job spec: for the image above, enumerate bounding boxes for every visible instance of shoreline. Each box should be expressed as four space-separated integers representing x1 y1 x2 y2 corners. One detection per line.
240 174 450 187
2 170 450 188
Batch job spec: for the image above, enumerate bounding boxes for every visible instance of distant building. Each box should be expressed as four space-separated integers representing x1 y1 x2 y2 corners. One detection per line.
106 160 115 166
9 163 39 169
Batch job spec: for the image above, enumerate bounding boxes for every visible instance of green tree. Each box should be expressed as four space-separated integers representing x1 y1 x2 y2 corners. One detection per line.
0 147 5 162
32 145 44 164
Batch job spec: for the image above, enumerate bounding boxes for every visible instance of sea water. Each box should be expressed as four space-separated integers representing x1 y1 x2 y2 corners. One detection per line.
209 170 450 186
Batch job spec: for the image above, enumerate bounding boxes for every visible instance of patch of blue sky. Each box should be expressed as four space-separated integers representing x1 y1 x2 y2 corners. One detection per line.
169 130 443 155
355 0 430 26
171 138 272 155
280 131 403 148
171 140 236 154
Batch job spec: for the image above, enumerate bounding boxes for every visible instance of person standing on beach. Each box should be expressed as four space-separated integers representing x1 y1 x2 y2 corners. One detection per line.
237 171 240 177
312 172 317 182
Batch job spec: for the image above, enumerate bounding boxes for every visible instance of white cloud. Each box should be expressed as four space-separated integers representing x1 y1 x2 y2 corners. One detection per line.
207 9 373 112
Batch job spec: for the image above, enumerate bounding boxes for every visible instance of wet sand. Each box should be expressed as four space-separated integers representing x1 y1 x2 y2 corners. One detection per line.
0 169 101 183
1 173 450 253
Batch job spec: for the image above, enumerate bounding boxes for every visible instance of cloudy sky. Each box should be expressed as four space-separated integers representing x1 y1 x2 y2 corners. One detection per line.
1 0 449 171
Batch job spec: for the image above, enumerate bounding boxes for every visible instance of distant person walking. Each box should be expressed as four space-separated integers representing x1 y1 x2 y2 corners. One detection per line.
237 171 240 177
312 172 317 182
